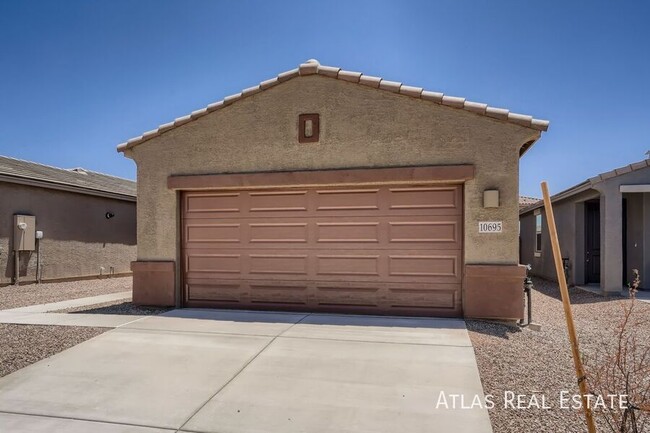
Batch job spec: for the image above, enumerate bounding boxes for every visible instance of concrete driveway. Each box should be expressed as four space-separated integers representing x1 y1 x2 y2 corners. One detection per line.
0 309 492 433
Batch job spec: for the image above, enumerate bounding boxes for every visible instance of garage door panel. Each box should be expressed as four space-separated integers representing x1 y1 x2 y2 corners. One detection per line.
185 223 241 243
184 279 461 316
249 283 309 306
186 254 241 274
249 223 308 243
315 189 380 211
315 285 381 308
249 254 309 275
184 188 462 220
184 215 461 250
388 255 458 278
316 222 379 243
249 190 309 213
388 186 460 210
185 249 461 284
185 193 242 214
387 285 459 310
316 254 381 277
182 184 463 316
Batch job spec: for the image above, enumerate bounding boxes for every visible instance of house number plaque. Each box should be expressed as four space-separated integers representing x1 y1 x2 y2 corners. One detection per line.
478 221 503 233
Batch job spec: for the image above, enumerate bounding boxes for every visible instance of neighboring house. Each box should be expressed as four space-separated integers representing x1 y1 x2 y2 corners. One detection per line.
520 159 650 293
117 59 548 320
0 156 136 285
519 195 540 210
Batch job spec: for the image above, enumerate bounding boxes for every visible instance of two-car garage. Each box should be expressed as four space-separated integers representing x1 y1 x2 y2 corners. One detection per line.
121 59 548 320
182 181 463 317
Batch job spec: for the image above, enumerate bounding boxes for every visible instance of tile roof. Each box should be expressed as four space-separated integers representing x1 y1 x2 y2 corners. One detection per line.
0 155 136 199
519 158 650 215
519 195 540 209
117 59 549 152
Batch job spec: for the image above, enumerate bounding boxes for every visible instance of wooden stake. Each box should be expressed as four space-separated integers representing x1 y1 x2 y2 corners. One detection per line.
541 181 597 433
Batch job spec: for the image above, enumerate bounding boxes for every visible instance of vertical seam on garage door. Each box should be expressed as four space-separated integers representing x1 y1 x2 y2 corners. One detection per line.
175 313 313 433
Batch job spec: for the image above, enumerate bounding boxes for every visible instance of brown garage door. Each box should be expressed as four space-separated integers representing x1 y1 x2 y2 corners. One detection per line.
182 184 463 316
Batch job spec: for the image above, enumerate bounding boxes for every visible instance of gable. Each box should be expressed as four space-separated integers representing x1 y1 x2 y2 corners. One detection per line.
118 59 548 155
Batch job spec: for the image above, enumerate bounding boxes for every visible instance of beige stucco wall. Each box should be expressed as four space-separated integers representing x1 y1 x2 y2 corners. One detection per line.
0 182 136 284
127 75 539 275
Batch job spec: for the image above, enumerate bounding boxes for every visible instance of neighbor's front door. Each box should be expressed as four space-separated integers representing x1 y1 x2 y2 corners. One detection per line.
585 201 600 284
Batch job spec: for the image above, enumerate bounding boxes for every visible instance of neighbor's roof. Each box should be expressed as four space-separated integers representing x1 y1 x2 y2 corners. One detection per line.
519 158 650 215
0 155 136 200
519 195 540 209
117 59 549 153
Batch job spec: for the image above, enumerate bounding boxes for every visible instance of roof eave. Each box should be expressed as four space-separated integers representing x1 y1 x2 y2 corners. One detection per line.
0 173 136 202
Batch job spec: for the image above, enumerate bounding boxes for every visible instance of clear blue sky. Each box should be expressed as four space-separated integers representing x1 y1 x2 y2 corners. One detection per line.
1 1 648 197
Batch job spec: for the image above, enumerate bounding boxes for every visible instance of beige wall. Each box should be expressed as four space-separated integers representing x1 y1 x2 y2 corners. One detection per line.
127 75 539 281
0 182 136 284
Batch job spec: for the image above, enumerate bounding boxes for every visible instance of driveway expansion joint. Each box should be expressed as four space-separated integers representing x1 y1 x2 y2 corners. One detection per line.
0 409 176 431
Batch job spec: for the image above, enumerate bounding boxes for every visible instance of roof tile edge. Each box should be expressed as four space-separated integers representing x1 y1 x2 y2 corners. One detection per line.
117 59 550 152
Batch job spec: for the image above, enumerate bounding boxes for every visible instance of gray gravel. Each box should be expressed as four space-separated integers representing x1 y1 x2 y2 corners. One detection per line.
468 278 650 433
57 300 171 316
0 277 132 310
0 324 107 377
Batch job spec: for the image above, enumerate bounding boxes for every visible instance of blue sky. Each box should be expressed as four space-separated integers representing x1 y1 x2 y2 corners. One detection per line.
1 1 648 197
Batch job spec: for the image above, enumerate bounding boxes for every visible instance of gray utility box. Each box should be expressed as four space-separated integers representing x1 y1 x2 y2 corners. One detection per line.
13 215 36 251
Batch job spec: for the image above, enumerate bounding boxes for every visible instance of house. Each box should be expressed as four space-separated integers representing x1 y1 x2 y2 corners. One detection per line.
0 155 136 285
117 59 548 320
519 195 540 210
520 159 650 293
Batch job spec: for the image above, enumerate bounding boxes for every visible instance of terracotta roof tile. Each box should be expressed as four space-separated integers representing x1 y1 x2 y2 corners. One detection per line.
441 95 466 108
259 77 279 90
277 68 299 82
464 101 488 114
338 70 362 83
421 90 444 103
358 75 382 88
399 85 423 97
241 85 262 97
118 59 550 151
485 106 510 120
317 65 340 78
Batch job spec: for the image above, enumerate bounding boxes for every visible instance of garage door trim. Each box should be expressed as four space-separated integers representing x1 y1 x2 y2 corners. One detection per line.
168 165 474 191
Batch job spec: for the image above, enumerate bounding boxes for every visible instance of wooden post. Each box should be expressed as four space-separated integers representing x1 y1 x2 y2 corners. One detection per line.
541 181 597 433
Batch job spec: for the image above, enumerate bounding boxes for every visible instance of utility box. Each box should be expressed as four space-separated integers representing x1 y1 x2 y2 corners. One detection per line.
13 215 36 251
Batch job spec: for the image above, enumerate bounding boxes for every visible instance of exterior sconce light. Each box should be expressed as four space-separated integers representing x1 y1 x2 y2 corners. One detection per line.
483 190 499 208
105 212 115 219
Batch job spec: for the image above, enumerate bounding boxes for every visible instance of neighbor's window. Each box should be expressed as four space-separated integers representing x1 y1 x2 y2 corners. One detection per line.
535 212 543 255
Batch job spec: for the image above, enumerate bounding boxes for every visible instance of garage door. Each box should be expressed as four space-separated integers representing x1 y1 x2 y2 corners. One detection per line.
182 184 463 316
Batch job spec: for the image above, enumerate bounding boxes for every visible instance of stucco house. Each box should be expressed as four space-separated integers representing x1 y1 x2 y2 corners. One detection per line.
117 59 548 320
520 159 650 293
0 155 136 285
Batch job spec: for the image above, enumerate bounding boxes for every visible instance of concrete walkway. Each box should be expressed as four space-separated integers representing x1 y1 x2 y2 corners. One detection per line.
0 309 492 433
4 290 132 313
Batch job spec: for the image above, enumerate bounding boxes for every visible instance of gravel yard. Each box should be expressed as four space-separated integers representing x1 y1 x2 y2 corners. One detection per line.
468 278 650 433
0 324 107 377
56 300 171 315
0 276 132 310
